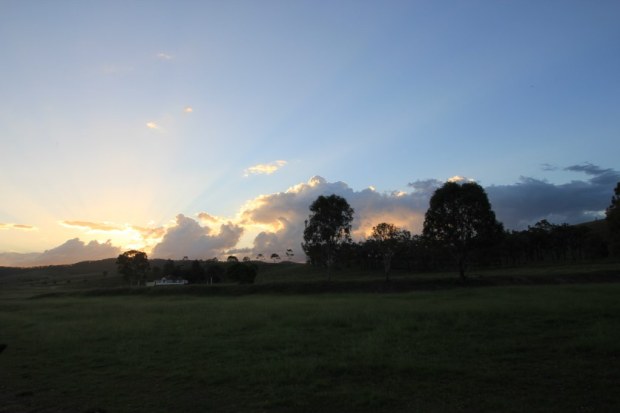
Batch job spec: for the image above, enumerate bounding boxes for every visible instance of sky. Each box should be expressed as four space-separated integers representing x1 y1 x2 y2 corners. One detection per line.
1 0 619 266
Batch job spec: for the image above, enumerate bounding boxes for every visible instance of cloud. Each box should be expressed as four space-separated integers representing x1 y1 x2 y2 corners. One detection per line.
239 167 619 258
243 160 287 177
131 225 166 240
239 176 431 258
0 223 37 231
541 163 558 171
486 164 620 229
184 106 193 113
146 121 160 130
151 214 243 260
407 179 443 195
565 162 611 176
156 52 173 60
60 220 165 252
61 220 123 232
0 238 120 267
4 165 616 266
447 175 475 183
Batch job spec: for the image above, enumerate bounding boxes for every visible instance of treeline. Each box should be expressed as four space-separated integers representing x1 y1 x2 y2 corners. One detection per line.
152 258 257 284
302 180 619 280
334 219 610 274
116 180 619 285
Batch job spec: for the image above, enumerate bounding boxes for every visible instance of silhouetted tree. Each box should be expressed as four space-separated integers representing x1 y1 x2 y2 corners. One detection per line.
163 259 176 276
256 253 264 261
226 262 258 284
205 262 224 284
370 222 408 282
116 250 150 286
227 255 239 263
285 248 294 259
187 260 205 283
302 194 354 280
270 253 280 263
607 182 620 256
423 182 503 279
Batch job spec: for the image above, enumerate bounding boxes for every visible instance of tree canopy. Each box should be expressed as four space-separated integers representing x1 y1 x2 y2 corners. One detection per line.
302 194 354 279
370 222 410 281
116 250 150 286
423 181 503 279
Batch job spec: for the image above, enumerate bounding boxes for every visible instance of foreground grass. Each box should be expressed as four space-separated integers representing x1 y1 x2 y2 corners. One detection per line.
1 284 620 412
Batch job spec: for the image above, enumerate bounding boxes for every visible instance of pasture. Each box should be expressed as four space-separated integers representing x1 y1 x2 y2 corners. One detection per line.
1 280 620 412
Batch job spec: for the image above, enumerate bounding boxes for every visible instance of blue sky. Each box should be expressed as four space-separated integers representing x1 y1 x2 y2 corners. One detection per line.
1 1 619 266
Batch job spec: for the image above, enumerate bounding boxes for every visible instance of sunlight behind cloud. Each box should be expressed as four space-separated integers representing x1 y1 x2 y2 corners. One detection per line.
58 220 167 254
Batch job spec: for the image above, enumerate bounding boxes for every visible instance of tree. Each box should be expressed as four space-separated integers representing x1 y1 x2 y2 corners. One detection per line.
270 253 280 263
606 182 620 256
187 260 205 284
423 181 503 280
302 194 354 280
116 250 150 286
285 249 294 259
163 259 176 276
370 222 409 282
226 262 258 284
205 262 224 284
227 255 239 263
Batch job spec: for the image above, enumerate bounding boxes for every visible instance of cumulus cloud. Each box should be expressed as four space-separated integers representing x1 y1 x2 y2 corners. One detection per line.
4 165 615 266
239 166 618 258
0 223 37 231
407 179 442 195
239 176 431 259
243 160 287 177
151 214 243 260
146 121 160 130
0 238 120 267
486 163 620 229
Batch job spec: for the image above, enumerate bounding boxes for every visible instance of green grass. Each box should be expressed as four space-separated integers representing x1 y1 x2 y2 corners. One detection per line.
1 284 620 412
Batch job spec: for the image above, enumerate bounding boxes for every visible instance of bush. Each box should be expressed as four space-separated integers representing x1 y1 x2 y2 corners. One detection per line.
226 263 258 284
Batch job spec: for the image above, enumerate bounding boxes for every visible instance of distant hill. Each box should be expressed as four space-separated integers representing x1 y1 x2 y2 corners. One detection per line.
0 258 118 278
576 218 610 240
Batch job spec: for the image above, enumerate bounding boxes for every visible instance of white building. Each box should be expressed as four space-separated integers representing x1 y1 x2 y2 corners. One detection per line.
149 277 189 286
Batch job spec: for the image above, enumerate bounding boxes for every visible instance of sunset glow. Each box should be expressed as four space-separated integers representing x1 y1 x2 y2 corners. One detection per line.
1 1 618 266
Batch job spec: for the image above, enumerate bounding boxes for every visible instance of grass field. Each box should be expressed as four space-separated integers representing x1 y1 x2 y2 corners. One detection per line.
2 282 620 412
